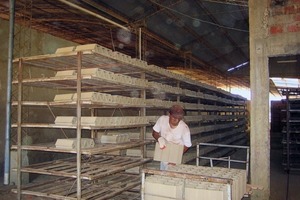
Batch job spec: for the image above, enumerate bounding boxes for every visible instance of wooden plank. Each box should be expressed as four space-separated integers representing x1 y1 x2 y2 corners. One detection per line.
11 140 154 155
11 100 149 109
11 122 149 129
12 174 141 200
21 155 152 180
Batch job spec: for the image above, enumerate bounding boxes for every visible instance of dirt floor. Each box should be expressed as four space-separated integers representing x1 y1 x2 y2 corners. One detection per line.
1 148 299 200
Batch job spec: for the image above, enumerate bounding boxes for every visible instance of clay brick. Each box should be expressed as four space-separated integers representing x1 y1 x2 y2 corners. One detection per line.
284 6 298 14
287 23 300 32
295 14 300 21
270 7 284 16
290 0 300 4
270 24 284 35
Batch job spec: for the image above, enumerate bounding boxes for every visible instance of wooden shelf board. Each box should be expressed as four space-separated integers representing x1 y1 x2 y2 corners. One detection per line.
13 75 148 91
11 140 154 155
21 155 152 180
12 174 140 200
11 100 147 109
11 123 150 129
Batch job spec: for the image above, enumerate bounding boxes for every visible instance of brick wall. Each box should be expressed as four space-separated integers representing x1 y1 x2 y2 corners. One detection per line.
269 1 300 35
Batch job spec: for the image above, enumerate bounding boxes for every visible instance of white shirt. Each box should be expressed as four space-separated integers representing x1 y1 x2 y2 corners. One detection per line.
153 115 192 147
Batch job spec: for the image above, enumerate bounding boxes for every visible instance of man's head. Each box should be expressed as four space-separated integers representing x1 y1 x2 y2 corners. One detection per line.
169 104 184 120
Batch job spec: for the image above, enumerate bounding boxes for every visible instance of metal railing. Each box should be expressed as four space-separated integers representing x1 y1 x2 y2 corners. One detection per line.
196 142 250 182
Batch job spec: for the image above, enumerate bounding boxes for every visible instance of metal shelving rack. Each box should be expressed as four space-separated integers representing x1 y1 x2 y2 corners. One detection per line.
280 88 300 171
11 44 248 199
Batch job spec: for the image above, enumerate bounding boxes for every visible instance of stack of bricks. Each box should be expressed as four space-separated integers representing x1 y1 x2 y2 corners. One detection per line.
55 138 95 149
54 91 146 106
54 116 149 127
144 165 247 200
100 133 130 144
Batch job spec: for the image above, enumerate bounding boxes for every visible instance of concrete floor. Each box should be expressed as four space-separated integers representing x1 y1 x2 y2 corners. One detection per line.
0 148 299 200
269 149 300 200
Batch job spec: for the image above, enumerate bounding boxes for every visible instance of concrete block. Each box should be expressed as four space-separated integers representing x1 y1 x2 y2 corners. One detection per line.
185 180 228 200
54 93 74 102
75 44 97 51
185 185 225 200
95 45 112 57
54 116 76 125
125 166 140 174
55 138 95 149
167 165 247 200
73 92 99 101
126 148 154 157
144 194 176 200
101 133 129 143
153 142 183 164
80 68 100 76
55 46 76 54
145 176 184 199
55 70 76 77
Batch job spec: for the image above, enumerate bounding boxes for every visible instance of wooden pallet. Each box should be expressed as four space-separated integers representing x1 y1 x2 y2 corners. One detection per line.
12 174 140 200
21 155 152 180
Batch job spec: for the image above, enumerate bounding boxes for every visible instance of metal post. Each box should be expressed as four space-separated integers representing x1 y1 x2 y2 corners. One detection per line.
139 27 142 60
76 52 82 199
210 158 213 167
246 147 250 182
140 73 146 159
141 171 145 200
4 0 15 185
17 59 23 200
196 144 199 166
286 92 290 172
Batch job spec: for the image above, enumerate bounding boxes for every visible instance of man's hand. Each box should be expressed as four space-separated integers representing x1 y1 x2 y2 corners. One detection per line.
158 137 166 149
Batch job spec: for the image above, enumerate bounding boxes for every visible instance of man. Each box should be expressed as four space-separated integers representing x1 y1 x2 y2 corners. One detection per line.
152 104 192 170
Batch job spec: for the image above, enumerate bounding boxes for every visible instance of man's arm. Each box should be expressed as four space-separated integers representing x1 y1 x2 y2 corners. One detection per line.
152 130 160 141
183 145 189 153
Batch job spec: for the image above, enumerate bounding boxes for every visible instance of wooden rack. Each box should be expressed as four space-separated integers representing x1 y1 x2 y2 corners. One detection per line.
12 174 141 200
12 43 248 199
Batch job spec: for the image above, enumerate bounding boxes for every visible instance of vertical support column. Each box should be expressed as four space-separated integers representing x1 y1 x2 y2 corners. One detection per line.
76 52 82 199
17 59 23 200
4 0 15 186
249 0 270 199
285 93 290 172
138 27 147 159
176 81 180 103
140 73 146 158
91 108 96 139
139 27 142 60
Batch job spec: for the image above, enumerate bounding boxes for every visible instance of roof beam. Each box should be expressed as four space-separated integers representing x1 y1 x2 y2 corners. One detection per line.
195 1 249 61
149 1 236 68
202 0 248 7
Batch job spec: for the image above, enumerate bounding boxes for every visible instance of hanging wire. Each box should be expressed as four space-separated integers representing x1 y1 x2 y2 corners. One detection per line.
151 0 249 33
